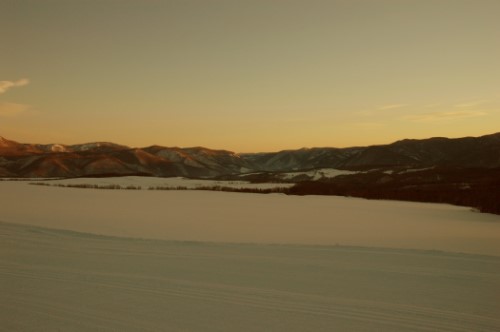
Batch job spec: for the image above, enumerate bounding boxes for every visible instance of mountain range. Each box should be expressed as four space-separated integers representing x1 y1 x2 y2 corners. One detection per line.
1 133 499 178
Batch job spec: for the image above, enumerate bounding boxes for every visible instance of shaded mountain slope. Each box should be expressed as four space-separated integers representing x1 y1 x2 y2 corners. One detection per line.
0 133 499 178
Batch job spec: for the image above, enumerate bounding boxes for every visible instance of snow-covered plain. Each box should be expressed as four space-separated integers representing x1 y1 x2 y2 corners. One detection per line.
1 180 500 331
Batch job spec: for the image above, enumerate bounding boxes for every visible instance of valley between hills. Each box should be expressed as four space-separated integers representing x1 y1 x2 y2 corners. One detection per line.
1 132 500 214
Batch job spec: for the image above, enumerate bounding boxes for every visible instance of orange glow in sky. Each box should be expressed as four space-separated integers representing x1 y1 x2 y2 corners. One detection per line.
1 0 499 152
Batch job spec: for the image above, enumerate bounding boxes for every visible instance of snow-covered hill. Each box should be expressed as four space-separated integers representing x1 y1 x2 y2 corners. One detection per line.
1 132 499 178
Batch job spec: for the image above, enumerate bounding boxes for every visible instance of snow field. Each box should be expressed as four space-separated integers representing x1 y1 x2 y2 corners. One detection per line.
2 180 499 255
1 222 499 331
1 180 500 331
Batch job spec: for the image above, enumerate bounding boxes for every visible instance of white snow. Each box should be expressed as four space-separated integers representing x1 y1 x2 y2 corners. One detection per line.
279 168 357 180
400 167 435 174
50 144 68 152
1 180 500 331
2 180 499 255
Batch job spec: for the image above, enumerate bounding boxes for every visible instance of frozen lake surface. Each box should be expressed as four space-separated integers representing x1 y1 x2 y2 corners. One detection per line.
1 179 500 331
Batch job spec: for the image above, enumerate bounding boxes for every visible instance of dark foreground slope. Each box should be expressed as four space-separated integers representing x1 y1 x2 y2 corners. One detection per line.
288 167 500 215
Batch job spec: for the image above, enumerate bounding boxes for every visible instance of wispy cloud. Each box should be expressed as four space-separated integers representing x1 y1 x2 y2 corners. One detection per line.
423 103 443 108
0 102 30 117
282 117 316 123
357 104 408 117
377 104 408 111
454 99 489 108
0 78 30 94
406 110 487 122
353 122 385 127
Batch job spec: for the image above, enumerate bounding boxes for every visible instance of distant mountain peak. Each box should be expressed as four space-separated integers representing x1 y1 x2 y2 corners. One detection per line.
0 132 499 178
0 136 19 148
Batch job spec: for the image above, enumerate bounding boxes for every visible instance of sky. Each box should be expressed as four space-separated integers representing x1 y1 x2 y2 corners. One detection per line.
1 0 499 152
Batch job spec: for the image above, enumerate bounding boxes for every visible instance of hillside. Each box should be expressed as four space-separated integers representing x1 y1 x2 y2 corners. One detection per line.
1 133 499 178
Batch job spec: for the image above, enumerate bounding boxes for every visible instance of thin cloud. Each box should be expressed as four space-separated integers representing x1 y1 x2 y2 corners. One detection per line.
355 110 373 116
0 78 30 94
423 103 443 108
357 104 408 117
353 122 385 127
377 104 408 111
282 117 316 123
454 99 489 108
407 110 487 122
0 102 30 117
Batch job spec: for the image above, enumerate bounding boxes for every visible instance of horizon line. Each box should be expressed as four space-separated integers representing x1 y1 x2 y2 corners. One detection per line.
2 131 499 154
